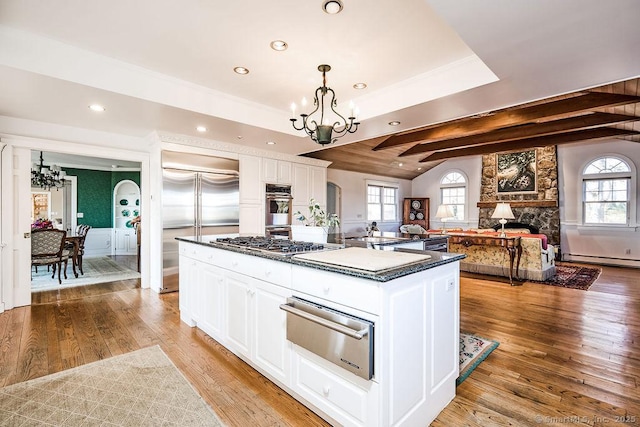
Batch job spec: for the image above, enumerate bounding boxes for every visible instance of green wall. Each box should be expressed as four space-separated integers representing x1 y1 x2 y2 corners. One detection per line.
64 168 140 228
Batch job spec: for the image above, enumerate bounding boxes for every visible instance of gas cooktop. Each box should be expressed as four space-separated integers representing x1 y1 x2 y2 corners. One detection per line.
212 236 339 256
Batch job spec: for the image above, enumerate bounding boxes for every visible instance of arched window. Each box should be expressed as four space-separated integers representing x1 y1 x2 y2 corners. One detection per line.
440 171 466 221
582 156 632 225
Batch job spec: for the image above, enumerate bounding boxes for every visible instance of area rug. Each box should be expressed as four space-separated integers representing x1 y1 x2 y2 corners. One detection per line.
31 256 140 292
0 346 225 426
458 333 499 386
530 264 602 290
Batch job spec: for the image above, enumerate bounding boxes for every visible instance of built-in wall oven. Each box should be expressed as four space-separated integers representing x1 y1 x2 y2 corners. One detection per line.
265 184 292 239
280 296 374 380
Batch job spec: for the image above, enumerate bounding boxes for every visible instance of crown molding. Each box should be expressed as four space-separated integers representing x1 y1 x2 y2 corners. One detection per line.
154 132 332 168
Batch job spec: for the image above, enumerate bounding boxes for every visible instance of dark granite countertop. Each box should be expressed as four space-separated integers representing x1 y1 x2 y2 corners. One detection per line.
176 236 464 282
328 232 448 245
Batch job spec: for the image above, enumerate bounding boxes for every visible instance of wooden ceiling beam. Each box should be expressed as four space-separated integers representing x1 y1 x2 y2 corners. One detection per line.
374 92 640 151
419 128 640 162
399 113 640 157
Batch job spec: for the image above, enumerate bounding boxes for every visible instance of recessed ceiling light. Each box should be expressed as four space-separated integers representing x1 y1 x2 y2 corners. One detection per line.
270 40 288 51
398 163 404 167
322 0 343 14
89 104 105 112
237 135 243 140
388 121 401 126
233 67 249 75
266 141 276 145
417 167 423 171
196 126 207 132
353 83 367 90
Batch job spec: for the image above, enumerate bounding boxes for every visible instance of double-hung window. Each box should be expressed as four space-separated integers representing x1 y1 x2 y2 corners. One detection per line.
582 157 631 225
440 171 466 221
367 183 398 222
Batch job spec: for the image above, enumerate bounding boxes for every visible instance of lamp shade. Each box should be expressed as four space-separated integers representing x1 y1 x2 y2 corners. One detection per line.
491 202 515 219
435 204 454 219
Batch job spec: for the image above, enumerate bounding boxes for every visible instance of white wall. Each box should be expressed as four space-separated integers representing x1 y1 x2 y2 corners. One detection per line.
558 138 640 267
327 169 412 234
411 156 483 230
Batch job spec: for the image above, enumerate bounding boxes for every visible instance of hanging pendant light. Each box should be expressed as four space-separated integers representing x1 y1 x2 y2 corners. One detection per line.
290 64 360 146
31 151 67 190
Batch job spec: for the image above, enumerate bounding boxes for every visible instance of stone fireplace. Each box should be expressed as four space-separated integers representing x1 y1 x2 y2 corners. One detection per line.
477 146 561 247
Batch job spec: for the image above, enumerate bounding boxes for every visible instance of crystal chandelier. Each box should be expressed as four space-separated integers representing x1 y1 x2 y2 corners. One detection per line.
31 151 67 190
290 64 360 145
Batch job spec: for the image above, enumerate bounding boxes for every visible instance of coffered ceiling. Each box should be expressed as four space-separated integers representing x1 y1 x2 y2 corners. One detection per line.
1 1 640 178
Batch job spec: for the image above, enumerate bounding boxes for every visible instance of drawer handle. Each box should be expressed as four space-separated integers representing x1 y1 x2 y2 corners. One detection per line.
279 304 368 340
323 385 330 396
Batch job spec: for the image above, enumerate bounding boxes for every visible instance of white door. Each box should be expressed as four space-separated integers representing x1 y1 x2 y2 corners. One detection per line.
4 147 32 308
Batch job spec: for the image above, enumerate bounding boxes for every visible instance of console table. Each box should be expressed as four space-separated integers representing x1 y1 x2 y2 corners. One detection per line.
448 234 523 285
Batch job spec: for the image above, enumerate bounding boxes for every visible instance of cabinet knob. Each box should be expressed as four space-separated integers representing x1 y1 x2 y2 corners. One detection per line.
265 270 272 277
322 385 331 396
323 286 330 294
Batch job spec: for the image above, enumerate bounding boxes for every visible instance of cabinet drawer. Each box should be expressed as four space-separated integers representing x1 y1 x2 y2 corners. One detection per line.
292 348 377 427
291 266 380 315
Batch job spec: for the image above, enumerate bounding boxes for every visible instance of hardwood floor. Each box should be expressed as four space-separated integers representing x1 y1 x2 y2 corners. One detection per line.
3 263 639 426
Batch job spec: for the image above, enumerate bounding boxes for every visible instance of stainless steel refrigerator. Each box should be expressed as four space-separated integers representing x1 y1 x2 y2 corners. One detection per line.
162 151 239 293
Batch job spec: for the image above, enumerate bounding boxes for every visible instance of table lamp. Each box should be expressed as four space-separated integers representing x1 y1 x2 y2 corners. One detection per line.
435 204 454 234
491 202 515 237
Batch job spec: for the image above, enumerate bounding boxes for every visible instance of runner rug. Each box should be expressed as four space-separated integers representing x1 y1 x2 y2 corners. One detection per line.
458 333 500 386
31 256 140 292
0 346 225 426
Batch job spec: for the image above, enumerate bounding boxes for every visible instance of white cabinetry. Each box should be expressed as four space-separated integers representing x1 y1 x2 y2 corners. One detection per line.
239 155 263 235
262 158 292 184
178 242 292 385
179 240 460 427
292 164 327 213
112 180 140 255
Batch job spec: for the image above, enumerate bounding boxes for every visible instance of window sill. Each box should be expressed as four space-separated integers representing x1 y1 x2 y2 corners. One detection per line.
576 225 638 232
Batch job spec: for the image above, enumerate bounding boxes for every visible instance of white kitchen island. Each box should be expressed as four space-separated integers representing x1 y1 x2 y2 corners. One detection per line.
178 236 464 427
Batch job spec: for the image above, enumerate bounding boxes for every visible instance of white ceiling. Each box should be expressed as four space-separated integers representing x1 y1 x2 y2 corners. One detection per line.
2 0 640 169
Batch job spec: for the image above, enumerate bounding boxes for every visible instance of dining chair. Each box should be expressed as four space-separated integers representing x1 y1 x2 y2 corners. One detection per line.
31 229 71 284
76 225 91 275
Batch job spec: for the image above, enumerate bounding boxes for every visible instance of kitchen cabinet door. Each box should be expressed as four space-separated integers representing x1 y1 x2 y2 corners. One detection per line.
239 155 262 204
195 263 226 342
225 270 253 359
263 158 292 184
253 280 291 385
239 204 263 236
114 229 137 255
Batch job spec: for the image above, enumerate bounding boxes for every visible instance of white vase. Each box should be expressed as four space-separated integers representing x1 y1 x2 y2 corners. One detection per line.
291 225 329 243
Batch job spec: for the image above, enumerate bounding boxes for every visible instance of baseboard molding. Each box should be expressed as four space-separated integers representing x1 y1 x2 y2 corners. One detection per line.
563 254 640 269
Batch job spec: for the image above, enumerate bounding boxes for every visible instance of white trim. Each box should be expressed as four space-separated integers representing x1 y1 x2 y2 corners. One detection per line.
578 154 637 227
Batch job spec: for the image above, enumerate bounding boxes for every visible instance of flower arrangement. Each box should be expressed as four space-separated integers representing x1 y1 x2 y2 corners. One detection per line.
293 198 340 228
31 218 53 230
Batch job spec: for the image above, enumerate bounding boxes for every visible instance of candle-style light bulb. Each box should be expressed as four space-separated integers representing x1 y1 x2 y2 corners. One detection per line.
349 100 355 118
290 102 296 119
301 97 308 107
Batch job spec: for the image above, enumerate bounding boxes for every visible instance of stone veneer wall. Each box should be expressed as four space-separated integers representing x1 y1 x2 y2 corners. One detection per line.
478 146 561 246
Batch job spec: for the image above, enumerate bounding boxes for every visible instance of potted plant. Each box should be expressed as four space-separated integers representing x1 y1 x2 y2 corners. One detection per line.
292 198 340 243
272 201 290 225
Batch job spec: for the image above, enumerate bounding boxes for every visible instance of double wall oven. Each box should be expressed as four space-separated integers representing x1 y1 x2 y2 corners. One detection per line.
265 184 292 239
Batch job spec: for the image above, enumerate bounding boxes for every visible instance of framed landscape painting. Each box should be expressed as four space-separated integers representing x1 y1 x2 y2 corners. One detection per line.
496 149 537 193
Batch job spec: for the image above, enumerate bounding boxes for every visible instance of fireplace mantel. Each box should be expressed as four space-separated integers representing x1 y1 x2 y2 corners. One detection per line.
477 200 558 208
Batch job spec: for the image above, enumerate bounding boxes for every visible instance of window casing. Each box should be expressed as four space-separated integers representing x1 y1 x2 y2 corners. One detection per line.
440 171 466 221
367 184 398 222
582 157 631 225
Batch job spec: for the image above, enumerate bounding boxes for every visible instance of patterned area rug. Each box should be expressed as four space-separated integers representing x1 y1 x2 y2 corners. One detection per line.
458 333 499 386
0 346 225 426
530 264 602 290
31 256 140 292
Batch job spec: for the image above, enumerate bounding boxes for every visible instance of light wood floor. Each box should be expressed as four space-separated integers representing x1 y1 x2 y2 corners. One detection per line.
3 262 639 426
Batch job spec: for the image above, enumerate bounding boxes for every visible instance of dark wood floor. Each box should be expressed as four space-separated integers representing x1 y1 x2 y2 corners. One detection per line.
3 262 639 426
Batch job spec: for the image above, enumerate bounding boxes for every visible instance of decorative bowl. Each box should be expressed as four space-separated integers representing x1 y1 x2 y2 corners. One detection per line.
135 199 139 206
119 199 128 205
122 209 130 217
133 210 139 217
125 220 133 228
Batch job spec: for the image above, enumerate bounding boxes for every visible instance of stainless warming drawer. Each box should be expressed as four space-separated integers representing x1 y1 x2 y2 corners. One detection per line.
280 297 374 380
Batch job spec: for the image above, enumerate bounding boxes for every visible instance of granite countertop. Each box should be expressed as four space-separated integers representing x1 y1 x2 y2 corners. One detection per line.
176 236 464 282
